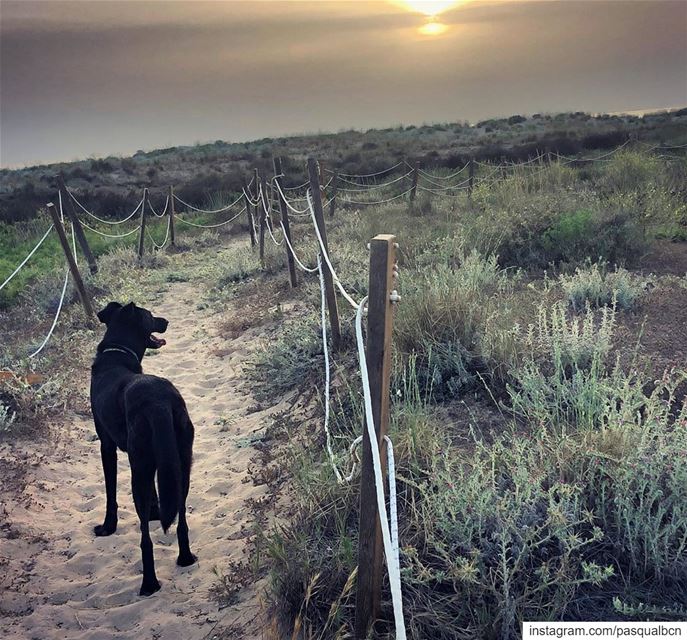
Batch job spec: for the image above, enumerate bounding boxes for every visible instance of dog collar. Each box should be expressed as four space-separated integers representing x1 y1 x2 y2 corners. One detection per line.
101 345 141 363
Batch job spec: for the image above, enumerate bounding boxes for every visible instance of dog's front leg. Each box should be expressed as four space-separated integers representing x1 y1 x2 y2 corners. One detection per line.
94 440 118 536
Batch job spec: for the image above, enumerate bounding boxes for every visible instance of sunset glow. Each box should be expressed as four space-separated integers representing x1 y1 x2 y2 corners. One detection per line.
419 20 449 36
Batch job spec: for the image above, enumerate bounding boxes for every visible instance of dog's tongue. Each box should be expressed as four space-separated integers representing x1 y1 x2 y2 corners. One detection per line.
150 335 166 347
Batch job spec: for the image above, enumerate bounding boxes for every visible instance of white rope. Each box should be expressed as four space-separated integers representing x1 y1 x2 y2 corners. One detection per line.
259 185 283 246
317 256 363 483
340 188 413 207
418 174 471 190
173 206 246 229
337 171 413 193
274 181 311 214
332 161 404 179
279 221 318 273
147 195 169 218
28 266 69 359
80 219 142 238
355 298 406 639
67 188 143 225
283 179 309 191
0 224 54 292
242 188 261 208
556 139 632 163
29 198 71 359
417 162 470 181
147 215 171 250
307 192 360 310
172 192 243 214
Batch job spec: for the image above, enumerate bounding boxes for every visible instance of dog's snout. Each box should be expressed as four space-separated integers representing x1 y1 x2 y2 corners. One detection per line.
154 317 169 333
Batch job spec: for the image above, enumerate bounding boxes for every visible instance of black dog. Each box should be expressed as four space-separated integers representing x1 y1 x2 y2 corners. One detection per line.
90 301 196 596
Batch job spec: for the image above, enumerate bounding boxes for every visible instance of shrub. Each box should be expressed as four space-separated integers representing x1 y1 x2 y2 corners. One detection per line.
559 262 648 311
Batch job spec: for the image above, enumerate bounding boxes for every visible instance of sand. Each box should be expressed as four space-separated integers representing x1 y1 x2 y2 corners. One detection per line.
1 282 284 639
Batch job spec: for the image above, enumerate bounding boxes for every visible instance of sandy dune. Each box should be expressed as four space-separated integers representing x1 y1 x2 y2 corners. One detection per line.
1 282 282 639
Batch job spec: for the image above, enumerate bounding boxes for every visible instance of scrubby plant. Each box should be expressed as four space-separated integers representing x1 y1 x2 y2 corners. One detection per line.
559 261 648 311
0 402 16 432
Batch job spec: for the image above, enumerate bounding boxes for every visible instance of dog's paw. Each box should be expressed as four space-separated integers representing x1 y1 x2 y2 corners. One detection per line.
93 521 117 536
139 579 161 597
176 552 198 567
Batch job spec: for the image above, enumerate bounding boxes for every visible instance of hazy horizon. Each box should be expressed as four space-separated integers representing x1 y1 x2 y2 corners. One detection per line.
2 0 686 169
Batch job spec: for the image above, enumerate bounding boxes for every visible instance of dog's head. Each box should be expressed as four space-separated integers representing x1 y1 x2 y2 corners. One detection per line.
97 302 168 356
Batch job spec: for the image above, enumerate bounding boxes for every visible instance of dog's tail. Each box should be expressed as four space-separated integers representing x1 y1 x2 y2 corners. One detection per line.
151 408 180 533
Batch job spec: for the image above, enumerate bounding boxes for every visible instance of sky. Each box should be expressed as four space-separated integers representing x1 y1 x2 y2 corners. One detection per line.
1 0 686 168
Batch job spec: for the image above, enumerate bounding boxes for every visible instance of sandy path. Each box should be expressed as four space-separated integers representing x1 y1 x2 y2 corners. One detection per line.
1 282 280 639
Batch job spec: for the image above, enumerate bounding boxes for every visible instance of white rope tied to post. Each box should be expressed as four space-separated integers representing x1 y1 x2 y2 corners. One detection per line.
147 195 169 218
67 188 143 225
258 184 284 247
340 188 413 207
279 221 318 273
274 181 311 214
355 297 406 639
417 161 470 181
306 192 360 310
0 224 54 292
80 219 142 238
173 206 246 229
29 197 72 359
337 171 413 192
146 215 171 250
173 192 243 214
331 160 404 179
317 256 363 483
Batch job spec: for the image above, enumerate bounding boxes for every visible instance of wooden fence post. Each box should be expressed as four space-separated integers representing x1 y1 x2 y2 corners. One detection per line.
168 185 176 247
329 172 338 218
242 179 256 248
274 157 298 288
137 188 147 261
307 157 341 350
409 161 420 202
242 178 256 248
58 174 98 275
46 202 95 320
355 234 397 639
261 174 272 233
468 158 475 199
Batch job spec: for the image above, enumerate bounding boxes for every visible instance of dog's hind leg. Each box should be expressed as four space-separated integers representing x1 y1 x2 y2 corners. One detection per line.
94 434 118 536
176 420 197 567
130 463 161 596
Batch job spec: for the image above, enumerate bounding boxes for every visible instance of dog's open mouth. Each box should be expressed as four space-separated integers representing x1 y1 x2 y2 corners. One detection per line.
148 334 167 349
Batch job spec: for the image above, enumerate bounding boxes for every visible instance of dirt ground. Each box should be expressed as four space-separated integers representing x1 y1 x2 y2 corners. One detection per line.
0 281 285 640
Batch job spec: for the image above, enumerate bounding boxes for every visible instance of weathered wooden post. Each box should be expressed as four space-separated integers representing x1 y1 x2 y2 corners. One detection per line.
307 157 341 351
242 178 256 248
256 171 266 267
468 158 475 199
355 234 397 639
274 157 298 288
329 171 338 218
46 202 95 320
168 185 176 247
58 174 98 274
137 188 147 261
409 161 420 202
261 174 272 233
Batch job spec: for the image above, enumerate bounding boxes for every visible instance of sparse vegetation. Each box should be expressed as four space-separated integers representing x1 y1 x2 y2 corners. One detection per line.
1 117 687 638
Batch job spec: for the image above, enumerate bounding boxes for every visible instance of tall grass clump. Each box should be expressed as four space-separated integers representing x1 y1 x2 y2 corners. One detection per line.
395 249 521 397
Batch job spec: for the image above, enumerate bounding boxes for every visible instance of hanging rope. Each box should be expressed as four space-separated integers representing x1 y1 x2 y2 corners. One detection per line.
66 188 143 225
0 225 54 293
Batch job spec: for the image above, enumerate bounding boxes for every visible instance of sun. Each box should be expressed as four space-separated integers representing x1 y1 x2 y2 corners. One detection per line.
393 0 464 17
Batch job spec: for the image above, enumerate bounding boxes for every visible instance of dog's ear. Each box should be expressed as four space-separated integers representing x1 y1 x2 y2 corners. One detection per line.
97 301 122 325
121 302 137 319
